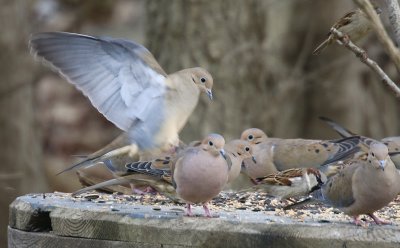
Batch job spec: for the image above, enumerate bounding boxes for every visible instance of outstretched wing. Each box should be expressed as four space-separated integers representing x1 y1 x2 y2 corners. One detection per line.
30 32 167 133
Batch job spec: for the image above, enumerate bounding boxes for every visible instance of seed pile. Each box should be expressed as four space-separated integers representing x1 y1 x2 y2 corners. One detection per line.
57 191 400 225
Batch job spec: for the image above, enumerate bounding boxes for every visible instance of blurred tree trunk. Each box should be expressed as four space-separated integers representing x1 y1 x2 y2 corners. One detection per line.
0 0 48 245
145 0 400 141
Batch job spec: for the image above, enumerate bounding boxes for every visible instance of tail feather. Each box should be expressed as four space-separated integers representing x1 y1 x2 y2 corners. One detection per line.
312 39 331 55
283 196 319 210
71 177 130 197
284 188 328 210
322 136 361 165
56 157 101 175
125 161 169 177
57 144 137 175
319 116 356 137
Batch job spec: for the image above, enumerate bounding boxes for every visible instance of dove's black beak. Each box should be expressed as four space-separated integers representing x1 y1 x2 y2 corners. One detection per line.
206 89 213 100
220 149 226 160
379 160 386 171
252 156 257 163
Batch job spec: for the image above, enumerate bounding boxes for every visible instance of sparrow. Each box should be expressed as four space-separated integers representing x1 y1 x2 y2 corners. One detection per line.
313 7 381 55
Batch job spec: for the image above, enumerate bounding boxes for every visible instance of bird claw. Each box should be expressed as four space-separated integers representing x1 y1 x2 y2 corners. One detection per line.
368 213 391 225
203 204 212 218
132 188 146 195
185 204 194 217
144 186 157 194
353 216 368 227
360 51 368 62
341 34 350 45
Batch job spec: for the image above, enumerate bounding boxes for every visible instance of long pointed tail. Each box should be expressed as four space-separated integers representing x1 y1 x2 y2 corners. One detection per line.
319 116 356 137
56 145 138 175
312 39 331 55
283 197 317 210
72 177 130 197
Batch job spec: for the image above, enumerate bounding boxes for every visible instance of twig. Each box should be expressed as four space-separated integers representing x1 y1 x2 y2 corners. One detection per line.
353 0 400 72
331 28 400 98
384 0 400 46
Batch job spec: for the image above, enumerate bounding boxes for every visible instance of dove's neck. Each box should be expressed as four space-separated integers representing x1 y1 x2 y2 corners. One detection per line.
166 72 200 132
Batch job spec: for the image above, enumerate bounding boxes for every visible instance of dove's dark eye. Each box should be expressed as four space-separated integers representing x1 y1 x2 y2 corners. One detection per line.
248 135 254 140
200 77 206 83
208 141 213 146
245 147 250 152
372 152 375 157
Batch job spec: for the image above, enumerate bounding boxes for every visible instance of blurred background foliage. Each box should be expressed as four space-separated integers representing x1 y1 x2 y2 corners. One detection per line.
0 0 399 245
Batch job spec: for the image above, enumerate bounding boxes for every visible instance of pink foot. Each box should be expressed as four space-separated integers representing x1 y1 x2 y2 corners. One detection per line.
132 188 146 195
203 204 212 218
353 216 367 227
144 186 157 194
341 34 350 45
130 184 146 195
185 204 194 217
368 213 391 225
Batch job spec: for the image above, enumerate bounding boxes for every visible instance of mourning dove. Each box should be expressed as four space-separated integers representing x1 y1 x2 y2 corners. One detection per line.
313 8 381 55
60 132 187 179
320 116 400 169
73 137 247 200
72 139 192 198
240 128 361 178
72 169 181 202
125 133 228 217
30 32 214 173
223 140 256 185
294 142 400 226
248 168 327 200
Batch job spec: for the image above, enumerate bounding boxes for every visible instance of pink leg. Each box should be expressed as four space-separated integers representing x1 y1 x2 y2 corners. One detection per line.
368 213 391 225
130 184 146 195
132 188 146 195
203 204 212 218
352 216 365 226
185 203 194 217
144 186 157 194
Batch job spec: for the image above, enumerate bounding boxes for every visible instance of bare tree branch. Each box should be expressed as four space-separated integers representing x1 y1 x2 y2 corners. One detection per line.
353 0 400 72
384 0 400 46
331 27 400 98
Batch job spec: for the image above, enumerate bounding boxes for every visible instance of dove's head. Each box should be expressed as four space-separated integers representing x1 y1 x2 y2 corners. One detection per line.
226 140 256 163
190 67 214 100
240 128 268 145
201 133 226 158
368 142 390 171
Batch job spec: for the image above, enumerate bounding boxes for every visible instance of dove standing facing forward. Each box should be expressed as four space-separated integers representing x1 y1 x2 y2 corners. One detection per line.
312 8 380 55
29 32 214 173
311 142 400 226
126 134 229 217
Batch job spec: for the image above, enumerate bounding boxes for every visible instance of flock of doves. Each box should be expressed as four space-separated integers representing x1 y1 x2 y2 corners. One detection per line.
29 7 400 226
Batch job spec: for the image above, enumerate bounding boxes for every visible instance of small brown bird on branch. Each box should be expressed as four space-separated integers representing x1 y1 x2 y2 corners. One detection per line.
313 8 381 55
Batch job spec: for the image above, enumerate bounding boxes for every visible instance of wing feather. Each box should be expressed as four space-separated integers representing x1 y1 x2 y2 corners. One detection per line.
30 32 167 135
